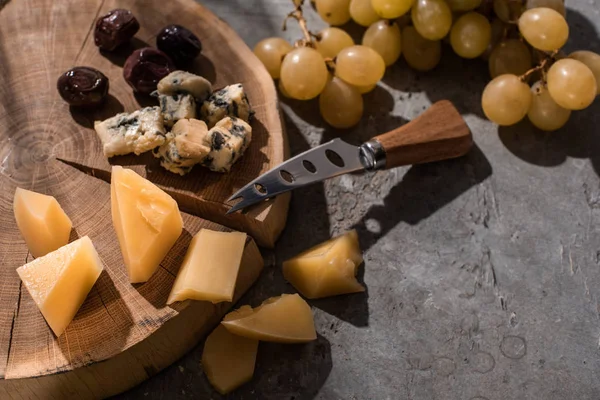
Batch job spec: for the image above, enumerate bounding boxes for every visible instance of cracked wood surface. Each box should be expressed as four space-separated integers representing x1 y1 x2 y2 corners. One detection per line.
0 0 271 397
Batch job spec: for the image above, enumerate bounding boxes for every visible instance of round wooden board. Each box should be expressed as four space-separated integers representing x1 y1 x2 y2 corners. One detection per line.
0 0 285 397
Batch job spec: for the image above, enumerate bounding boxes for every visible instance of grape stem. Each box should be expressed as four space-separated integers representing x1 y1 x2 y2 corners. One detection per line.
282 6 315 48
519 50 559 82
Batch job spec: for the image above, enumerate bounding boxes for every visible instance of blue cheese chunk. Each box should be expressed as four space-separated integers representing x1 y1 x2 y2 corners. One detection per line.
157 71 212 102
200 84 252 128
153 119 211 175
94 107 166 157
159 93 196 128
202 117 252 173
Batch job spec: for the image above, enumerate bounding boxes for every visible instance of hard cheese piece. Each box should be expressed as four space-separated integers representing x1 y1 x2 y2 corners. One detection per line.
283 230 365 299
201 84 252 128
16 236 104 337
94 106 166 157
202 117 252 173
202 325 258 395
153 118 211 175
168 229 247 304
13 188 73 258
221 293 316 343
111 166 183 283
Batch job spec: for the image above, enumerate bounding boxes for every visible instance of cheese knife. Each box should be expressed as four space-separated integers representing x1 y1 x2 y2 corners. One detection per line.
226 100 473 214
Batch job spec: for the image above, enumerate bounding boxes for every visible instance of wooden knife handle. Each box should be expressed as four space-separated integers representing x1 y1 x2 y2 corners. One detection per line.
372 100 473 169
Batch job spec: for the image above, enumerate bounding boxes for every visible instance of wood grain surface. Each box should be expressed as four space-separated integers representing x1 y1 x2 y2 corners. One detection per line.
0 0 276 397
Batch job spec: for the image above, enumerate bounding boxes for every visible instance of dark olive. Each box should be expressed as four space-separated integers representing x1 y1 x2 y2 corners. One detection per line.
156 25 202 66
57 67 109 107
123 47 175 94
94 9 140 51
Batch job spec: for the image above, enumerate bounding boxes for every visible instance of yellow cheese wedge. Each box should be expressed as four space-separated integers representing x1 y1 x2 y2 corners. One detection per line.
202 325 258 395
168 229 247 304
111 166 183 283
221 294 316 343
283 230 365 299
16 236 104 337
13 188 73 257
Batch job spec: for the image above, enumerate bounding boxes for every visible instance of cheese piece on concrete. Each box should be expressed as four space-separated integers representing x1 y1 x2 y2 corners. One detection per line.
168 229 247 304
111 166 183 283
221 293 316 343
282 230 365 299
16 236 104 337
13 188 73 258
202 325 258 395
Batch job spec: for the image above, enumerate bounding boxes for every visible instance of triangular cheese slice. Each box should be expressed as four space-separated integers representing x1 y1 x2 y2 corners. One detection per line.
13 188 72 257
283 230 365 299
202 325 258 395
16 236 104 337
221 294 316 343
167 229 247 304
111 166 183 283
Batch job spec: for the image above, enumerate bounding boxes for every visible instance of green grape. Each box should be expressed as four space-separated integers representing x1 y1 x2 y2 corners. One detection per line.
446 0 482 11
493 0 523 22
349 0 380 27
319 77 364 128
481 74 532 126
362 20 402 66
316 27 354 59
526 0 565 16
450 12 491 58
411 0 453 41
401 26 442 71
371 0 413 18
569 51 600 96
353 82 377 93
335 45 386 86
482 17 506 61
527 81 571 131
280 47 329 100
489 39 532 78
278 79 291 98
518 7 568 51
547 59 597 110
253 38 293 79
316 0 352 25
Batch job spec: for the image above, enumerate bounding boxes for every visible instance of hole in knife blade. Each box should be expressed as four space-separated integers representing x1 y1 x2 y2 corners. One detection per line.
325 149 345 168
280 170 295 183
254 183 267 195
302 160 317 173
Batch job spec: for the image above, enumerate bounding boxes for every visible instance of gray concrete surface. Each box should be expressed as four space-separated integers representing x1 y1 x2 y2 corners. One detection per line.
116 1 600 399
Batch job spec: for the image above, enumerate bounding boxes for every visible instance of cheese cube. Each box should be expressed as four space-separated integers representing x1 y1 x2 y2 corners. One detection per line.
168 229 247 304
202 117 252 173
202 325 258 395
16 236 104 337
158 93 196 128
157 71 213 102
111 166 183 283
283 230 365 299
201 84 252 128
221 294 316 343
13 188 73 258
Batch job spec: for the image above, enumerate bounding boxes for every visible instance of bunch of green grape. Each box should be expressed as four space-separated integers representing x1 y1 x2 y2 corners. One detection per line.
253 0 600 131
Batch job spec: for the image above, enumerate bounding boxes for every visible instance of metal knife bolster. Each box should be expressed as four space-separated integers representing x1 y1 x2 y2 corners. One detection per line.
226 138 388 214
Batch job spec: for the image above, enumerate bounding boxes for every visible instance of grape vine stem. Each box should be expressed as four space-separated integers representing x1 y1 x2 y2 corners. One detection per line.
520 50 558 82
283 6 315 48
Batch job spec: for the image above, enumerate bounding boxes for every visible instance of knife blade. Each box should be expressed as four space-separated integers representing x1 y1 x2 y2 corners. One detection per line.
226 100 472 214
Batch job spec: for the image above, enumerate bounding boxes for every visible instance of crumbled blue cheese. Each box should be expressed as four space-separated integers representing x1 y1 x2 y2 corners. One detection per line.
94 107 166 157
200 84 252 128
202 117 252 173
153 119 211 175
157 71 212 102
159 93 196 128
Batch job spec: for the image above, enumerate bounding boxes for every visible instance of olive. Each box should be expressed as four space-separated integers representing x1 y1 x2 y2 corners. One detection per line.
156 25 202 66
123 47 175 94
94 9 140 51
57 67 109 107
